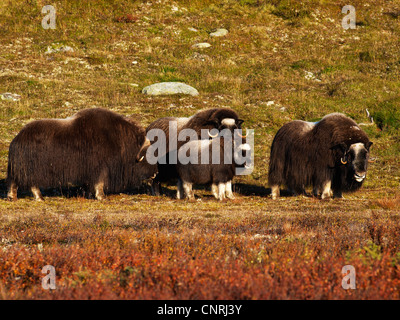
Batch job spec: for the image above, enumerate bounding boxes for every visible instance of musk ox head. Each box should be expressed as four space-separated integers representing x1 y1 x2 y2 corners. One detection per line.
334 141 373 185
190 108 244 139
136 137 158 179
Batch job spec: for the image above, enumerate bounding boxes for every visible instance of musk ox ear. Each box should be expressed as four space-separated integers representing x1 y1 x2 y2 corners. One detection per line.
366 141 373 150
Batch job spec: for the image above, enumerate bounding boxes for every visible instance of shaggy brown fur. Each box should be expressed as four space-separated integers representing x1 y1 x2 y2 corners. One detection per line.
176 135 251 201
7 108 157 200
268 113 373 199
146 108 244 196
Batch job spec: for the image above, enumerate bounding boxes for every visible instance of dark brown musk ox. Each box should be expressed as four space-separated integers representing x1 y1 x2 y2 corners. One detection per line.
7 108 157 201
268 113 373 200
176 133 252 201
145 108 245 196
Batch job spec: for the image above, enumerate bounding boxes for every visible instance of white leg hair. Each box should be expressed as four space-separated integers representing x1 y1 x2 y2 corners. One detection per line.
31 186 44 201
225 181 235 199
218 182 226 201
211 183 219 199
271 185 280 200
95 181 105 200
183 181 194 200
321 180 332 200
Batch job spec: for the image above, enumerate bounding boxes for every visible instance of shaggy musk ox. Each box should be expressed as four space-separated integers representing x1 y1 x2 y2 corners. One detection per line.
176 135 252 201
268 113 373 200
7 108 157 201
146 108 245 196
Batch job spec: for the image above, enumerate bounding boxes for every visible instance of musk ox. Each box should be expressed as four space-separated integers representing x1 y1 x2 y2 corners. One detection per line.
146 108 245 196
268 113 373 200
176 134 252 200
7 108 157 201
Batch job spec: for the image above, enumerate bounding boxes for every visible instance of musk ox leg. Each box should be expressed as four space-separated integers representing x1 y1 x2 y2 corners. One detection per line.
7 181 18 201
211 183 219 199
176 179 184 199
183 181 194 200
31 187 44 201
271 185 280 200
94 181 106 201
321 181 332 200
151 180 162 196
218 182 226 201
225 181 235 199
333 190 344 199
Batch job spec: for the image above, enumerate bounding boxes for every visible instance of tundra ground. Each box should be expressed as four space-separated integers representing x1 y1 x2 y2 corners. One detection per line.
0 0 399 299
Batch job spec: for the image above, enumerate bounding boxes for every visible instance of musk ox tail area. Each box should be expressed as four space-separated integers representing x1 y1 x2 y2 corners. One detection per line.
7 108 157 200
268 120 315 196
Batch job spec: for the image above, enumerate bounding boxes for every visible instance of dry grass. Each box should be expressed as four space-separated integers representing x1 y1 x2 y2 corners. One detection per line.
0 0 399 299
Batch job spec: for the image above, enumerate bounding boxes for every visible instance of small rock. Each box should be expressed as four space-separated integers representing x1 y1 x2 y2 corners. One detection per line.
266 101 275 106
192 42 211 49
45 43 74 54
210 28 228 37
188 27 198 32
142 82 199 96
304 71 321 82
1 93 21 101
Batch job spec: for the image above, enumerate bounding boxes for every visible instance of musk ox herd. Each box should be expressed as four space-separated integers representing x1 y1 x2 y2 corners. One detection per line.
6 107 374 202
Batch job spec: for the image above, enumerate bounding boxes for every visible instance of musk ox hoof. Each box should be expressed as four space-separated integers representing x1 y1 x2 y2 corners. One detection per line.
7 196 17 202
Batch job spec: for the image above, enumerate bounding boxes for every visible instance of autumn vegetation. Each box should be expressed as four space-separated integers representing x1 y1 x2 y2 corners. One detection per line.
0 0 399 299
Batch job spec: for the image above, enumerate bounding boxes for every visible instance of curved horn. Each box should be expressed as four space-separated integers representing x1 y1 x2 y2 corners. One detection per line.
368 157 376 163
208 130 219 138
341 157 347 165
237 129 248 138
138 155 144 162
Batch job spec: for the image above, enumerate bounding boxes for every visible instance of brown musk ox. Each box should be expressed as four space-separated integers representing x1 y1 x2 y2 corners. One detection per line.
145 108 245 196
176 133 252 201
7 108 157 201
268 113 373 200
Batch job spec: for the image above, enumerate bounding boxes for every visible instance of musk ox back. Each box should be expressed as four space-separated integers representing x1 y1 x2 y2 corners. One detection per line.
7 108 157 201
146 108 245 196
268 113 373 199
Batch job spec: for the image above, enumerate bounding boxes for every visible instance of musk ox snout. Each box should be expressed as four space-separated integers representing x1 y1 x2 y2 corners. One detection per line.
348 142 371 182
